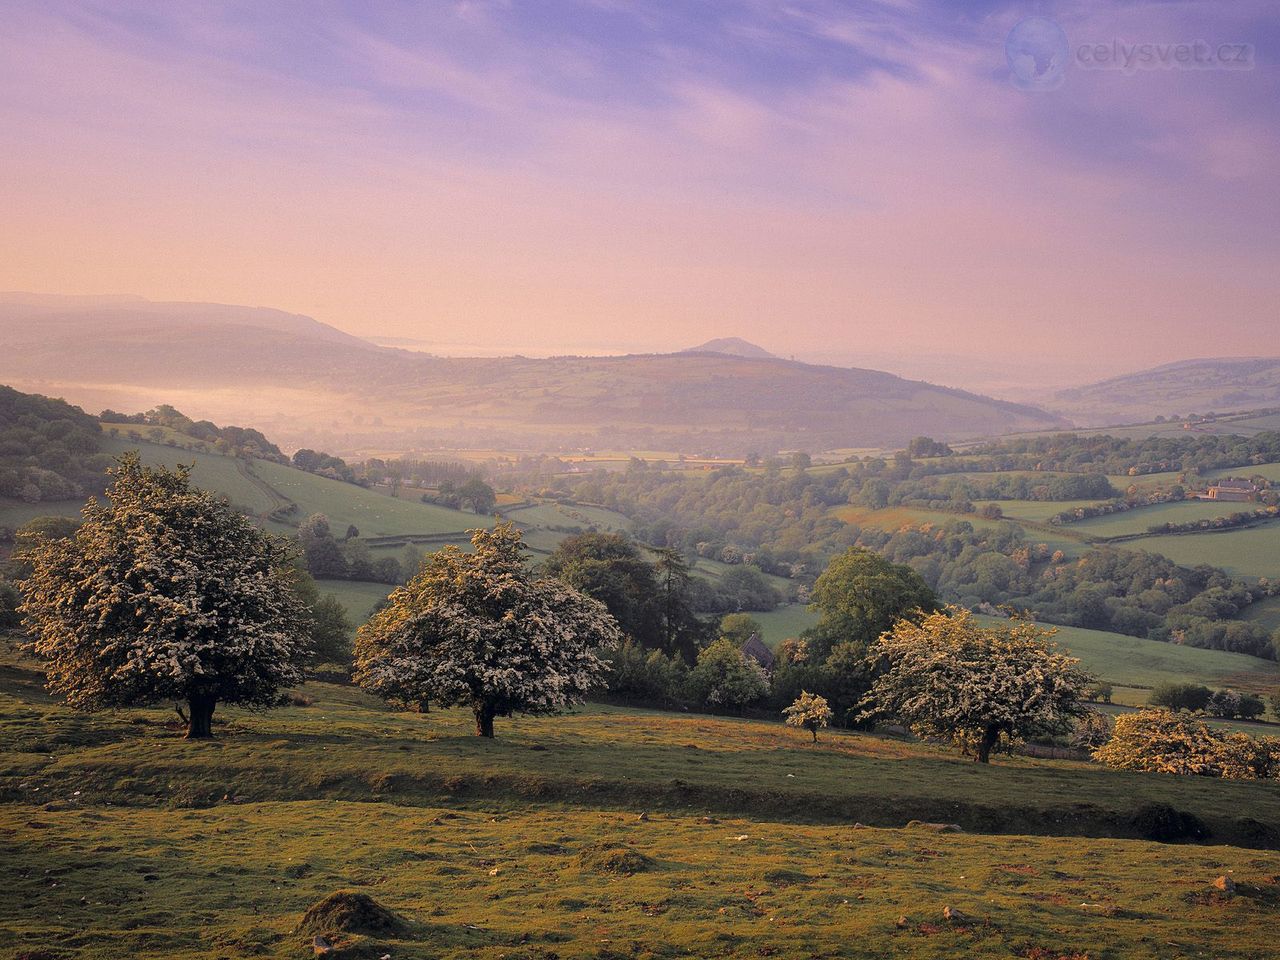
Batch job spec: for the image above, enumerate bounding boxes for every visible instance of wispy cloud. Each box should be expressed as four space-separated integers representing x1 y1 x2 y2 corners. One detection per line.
0 0 1274 372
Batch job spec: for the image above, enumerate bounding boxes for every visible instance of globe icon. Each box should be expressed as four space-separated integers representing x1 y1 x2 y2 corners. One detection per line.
1005 17 1069 90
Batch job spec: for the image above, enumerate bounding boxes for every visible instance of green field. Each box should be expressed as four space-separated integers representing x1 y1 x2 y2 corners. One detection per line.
974 498 1104 523
1068 499 1249 539
1206 461 1280 482
1246 596 1280 633
1123 524 1280 581
750 604 821 647
252 459 483 538
1011 621 1280 705
3 654 1280 959
503 501 632 532
316 579 394 625
102 436 288 516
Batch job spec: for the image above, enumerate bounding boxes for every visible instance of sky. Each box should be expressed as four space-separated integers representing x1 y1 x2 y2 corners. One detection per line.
0 0 1276 382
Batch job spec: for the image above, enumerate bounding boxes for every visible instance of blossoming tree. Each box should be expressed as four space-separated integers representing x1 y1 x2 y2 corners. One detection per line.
861 607 1092 763
783 690 834 741
20 454 310 739
354 523 620 737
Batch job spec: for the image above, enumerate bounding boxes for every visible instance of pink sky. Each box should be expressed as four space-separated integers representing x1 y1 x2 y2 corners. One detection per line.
0 1 1275 376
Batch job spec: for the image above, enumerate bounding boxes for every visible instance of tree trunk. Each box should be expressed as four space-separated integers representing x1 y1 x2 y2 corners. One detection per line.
810 725 818 742
474 701 496 738
186 694 216 739
975 725 1000 764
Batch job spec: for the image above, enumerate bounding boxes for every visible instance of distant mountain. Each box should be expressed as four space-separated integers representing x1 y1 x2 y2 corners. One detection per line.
682 337 778 359
1053 357 1280 425
0 295 1066 455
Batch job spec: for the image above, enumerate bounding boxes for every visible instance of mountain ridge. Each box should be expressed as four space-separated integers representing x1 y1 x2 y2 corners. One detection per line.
0 294 1067 455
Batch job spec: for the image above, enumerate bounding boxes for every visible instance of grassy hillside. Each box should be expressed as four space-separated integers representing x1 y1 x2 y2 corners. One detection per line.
1122 525 1280 581
1008 621 1280 705
251 459 484 538
1068 500 1249 538
3 651 1279 959
1051 357 1280 426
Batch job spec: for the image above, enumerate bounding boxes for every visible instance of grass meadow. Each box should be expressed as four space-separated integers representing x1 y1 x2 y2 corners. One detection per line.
4 642 1280 959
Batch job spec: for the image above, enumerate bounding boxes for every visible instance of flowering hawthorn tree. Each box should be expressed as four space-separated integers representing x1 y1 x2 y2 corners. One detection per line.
861 607 1092 763
783 690 834 741
353 523 620 737
19 454 310 738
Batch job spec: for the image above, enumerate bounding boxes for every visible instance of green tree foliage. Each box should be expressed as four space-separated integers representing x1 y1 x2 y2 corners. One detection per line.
0 578 21 631
601 640 689 707
291 571 355 665
719 613 762 646
543 532 663 649
862 608 1093 763
18 455 310 738
0 386 109 502
354 524 620 737
808 547 938 657
1148 681 1212 712
686 638 769 713
458 477 496 514
783 690 833 741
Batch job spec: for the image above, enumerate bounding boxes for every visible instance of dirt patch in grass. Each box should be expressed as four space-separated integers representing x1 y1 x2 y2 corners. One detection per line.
575 842 655 874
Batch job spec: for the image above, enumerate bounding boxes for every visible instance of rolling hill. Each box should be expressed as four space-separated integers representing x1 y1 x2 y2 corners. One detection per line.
0 295 1066 456
681 336 778 359
1052 357 1280 425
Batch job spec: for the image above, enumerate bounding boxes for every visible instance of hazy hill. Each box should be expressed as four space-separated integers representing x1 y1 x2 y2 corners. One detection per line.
1053 357 1280 425
681 337 778 359
0 295 1066 455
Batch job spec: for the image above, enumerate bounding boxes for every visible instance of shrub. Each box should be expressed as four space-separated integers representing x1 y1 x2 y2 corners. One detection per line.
1095 708 1280 780
782 691 834 742
687 639 768 712
1148 681 1211 713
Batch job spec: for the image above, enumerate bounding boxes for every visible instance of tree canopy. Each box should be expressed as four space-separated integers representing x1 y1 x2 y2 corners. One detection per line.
808 547 938 656
18 454 310 738
354 523 620 736
862 607 1093 762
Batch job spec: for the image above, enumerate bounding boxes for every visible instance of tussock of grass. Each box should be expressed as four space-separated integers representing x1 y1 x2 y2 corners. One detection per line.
298 890 408 936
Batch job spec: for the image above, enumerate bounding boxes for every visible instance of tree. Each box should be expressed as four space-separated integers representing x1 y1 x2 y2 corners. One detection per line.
291 571 354 665
543 532 662 649
687 638 768 713
354 523 619 737
862 608 1092 763
652 547 701 660
1093 708 1279 778
0 578 22 631
297 513 348 580
719 612 762 646
783 690 833 741
808 547 938 658
457 478 496 514
18 455 310 738
1148 681 1212 713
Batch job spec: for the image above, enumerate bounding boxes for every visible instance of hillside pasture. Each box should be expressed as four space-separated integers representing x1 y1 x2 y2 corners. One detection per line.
251 459 484 538
750 604 821 647
1122 525 1280 581
1067 499 1250 539
502 501 631 532
6 799 1277 960
997 620 1280 705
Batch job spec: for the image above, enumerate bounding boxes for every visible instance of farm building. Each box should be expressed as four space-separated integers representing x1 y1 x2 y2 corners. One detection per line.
1202 478 1256 502
740 633 775 672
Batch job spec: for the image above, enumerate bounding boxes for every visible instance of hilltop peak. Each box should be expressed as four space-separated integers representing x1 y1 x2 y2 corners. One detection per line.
681 337 778 359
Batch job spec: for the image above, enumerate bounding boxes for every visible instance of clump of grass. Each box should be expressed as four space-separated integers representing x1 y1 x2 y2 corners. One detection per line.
297 891 408 937
575 842 655 874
